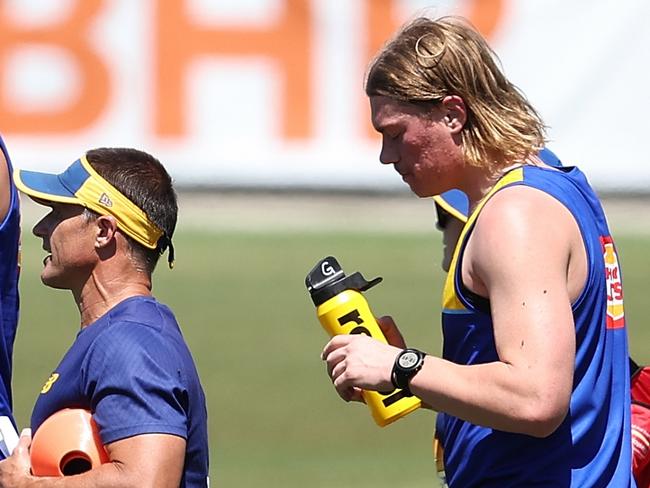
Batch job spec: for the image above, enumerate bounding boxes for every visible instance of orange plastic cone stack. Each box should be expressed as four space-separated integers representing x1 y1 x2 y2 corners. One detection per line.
30 408 109 477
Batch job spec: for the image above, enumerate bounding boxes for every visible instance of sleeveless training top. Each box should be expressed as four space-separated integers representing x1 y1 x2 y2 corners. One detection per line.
436 165 634 487
0 135 20 432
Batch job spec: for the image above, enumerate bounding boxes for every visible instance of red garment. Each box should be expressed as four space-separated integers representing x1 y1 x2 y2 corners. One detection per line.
632 367 650 404
632 403 650 487
631 365 650 488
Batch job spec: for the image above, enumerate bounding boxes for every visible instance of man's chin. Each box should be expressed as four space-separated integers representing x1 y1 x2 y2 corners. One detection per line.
40 274 68 290
404 179 437 198
411 185 436 198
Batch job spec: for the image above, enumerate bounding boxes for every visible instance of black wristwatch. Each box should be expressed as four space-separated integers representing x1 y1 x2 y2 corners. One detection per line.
391 348 426 396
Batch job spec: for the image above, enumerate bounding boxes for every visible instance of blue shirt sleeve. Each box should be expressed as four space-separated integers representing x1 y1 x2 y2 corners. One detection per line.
80 321 189 445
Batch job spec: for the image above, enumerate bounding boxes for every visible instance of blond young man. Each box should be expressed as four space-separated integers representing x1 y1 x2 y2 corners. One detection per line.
322 17 634 487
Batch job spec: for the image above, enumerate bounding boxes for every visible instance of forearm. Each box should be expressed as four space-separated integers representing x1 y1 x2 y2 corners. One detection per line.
23 438 185 488
410 356 569 437
23 463 138 488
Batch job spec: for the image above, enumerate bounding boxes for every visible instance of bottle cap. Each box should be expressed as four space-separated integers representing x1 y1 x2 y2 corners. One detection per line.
305 256 382 306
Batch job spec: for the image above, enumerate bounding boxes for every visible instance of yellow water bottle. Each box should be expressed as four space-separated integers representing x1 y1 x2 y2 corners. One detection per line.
305 256 421 427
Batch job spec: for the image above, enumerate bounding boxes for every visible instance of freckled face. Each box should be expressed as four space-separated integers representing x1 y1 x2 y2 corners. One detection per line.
370 95 462 197
31 203 97 290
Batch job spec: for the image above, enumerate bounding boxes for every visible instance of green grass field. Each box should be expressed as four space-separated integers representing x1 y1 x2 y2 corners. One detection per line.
10 202 650 487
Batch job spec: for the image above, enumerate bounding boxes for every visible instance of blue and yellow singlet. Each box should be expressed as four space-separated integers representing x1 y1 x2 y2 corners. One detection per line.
436 165 634 487
0 135 20 439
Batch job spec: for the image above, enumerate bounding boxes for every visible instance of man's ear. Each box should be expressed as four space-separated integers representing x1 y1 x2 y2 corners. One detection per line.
94 215 118 249
441 95 467 134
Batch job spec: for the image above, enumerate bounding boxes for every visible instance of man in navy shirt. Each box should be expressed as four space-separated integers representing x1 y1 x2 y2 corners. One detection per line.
0 148 208 487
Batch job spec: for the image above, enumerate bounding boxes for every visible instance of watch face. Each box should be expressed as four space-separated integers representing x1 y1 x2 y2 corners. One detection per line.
398 351 419 369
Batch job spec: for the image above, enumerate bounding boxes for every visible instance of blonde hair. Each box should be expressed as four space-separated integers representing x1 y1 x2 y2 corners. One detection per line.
365 16 546 170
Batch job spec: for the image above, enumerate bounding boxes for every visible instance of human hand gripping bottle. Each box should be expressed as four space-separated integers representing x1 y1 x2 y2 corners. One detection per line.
305 256 421 427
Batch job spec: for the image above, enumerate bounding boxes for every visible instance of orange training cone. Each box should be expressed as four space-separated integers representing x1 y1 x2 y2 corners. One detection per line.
30 408 109 477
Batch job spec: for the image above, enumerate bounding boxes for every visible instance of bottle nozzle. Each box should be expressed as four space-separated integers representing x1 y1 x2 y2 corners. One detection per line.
305 256 345 293
305 256 382 305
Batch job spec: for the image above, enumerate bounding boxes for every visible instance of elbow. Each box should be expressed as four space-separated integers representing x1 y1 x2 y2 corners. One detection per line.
525 411 567 438
518 398 569 438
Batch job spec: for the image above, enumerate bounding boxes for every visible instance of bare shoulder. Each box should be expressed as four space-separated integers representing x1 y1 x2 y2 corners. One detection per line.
472 184 579 252
0 149 10 222
464 184 583 295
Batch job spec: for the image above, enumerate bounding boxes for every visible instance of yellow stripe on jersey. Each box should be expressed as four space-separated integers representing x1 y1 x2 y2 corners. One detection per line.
442 168 524 312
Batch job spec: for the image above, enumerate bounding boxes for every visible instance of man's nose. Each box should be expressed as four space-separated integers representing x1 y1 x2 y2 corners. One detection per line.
32 218 48 238
379 143 398 165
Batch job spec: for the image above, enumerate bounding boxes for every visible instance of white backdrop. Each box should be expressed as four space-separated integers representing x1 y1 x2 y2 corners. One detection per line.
1 0 648 191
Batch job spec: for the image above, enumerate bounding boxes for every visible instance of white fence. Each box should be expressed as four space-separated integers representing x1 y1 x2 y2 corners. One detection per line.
1 0 648 191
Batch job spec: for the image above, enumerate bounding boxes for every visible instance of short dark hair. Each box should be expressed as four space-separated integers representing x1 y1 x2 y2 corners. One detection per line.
85 147 177 274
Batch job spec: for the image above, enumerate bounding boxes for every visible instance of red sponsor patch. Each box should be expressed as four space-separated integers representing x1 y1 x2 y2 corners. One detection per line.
600 236 625 329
